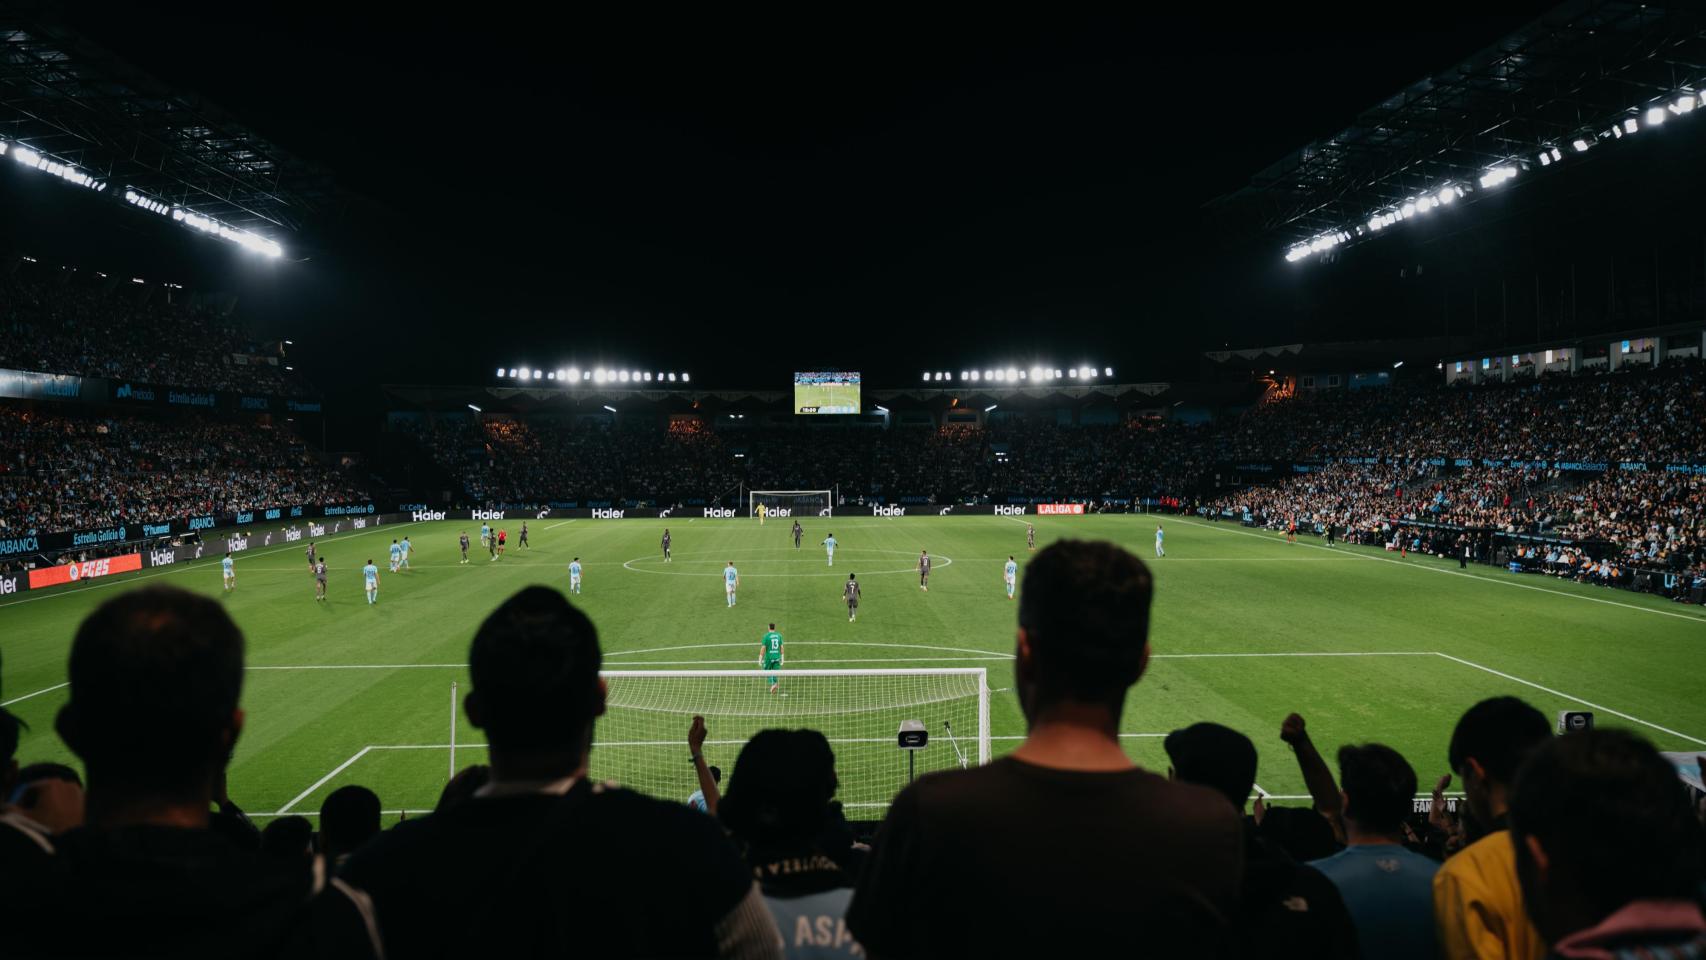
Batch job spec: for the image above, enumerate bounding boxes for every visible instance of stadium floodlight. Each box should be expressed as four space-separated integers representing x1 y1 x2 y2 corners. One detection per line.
602 404 617 413
968 371 979 381
982 369 993 381
618 370 630 382
1677 95 1697 114
983 404 997 412
1479 166 1518 189
519 369 531 381
1068 368 1079 378
468 404 482 413
1029 366 1043 380
667 372 676 382
922 372 931 381
507 368 518 378
959 371 969 380
1004 367 1018 381
1624 117 1640 134
875 405 889 413
0 141 6 155
1646 107 1667 126
496 368 506 377
1539 151 1551 166
1393 361 1404 369
12 145 38 166
630 370 642 382
1573 139 1591 153
681 373 690 383
546 371 556 380
993 370 1004 381
1104 367 1113 376
644 372 653 381
533 369 543 379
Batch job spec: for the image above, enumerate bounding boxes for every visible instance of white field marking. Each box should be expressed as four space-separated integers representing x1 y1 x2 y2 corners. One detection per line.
0 522 411 609
1253 782 1267 797
1434 652 1706 746
989 733 1168 741
573 657 1011 666
544 519 577 530
1169 516 1706 623
1149 651 1434 659
250 809 434 819
278 746 373 814
246 664 468 671
622 551 953 578
0 682 68 707
604 640 1008 659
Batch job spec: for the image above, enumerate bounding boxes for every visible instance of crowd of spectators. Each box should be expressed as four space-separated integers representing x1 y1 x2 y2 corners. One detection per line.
0 270 309 395
3 541 1702 957
0 405 367 537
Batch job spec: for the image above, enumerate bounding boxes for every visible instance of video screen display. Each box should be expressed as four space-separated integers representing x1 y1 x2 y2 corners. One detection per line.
794 371 861 415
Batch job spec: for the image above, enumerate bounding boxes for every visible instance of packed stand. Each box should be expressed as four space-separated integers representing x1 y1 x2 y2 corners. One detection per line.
0 269 311 395
0 405 367 537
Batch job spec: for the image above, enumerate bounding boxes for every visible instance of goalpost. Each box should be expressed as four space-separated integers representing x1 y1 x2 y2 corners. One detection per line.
589 668 990 815
749 489 833 519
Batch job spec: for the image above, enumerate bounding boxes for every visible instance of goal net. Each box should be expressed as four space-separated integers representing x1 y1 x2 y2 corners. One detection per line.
749 489 833 519
589 668 989 815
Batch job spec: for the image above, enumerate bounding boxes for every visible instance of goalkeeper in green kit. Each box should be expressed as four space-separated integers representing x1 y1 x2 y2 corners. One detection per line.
760 622 785 696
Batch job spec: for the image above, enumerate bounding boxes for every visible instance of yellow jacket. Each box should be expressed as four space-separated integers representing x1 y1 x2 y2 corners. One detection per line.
1432 829 1546 960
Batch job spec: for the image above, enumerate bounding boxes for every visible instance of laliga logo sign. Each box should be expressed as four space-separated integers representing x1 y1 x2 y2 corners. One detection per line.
871 506 907 517
473 509 505 521
703 507 737 518
993 505 1028 516
593 508 625 519
412 510 447 522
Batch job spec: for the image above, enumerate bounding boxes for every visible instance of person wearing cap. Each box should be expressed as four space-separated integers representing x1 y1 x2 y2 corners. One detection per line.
1164 722 1357 960
848 540 1243 957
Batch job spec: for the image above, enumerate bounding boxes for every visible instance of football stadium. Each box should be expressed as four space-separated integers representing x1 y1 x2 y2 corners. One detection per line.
2 4 1704 958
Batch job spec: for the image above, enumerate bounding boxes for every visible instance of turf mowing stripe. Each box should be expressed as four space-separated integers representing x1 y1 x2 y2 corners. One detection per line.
1434 652 1706 746
1168 516 1706 623
0 682 68 707
278 746 373 814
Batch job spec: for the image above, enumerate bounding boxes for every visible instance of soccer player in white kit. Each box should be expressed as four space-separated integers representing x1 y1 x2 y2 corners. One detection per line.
724 561 739 607
1004 555 1018 600
568 557 583 594
1155 525 1165 558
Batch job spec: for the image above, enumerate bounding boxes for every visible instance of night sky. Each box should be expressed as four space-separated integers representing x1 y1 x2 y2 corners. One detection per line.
24 6 1557 389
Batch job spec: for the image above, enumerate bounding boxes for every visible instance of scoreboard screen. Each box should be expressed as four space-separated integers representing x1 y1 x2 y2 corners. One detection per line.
793 372 861 415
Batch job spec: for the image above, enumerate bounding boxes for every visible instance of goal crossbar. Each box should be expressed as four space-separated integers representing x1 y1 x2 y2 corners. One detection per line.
748 489 832 518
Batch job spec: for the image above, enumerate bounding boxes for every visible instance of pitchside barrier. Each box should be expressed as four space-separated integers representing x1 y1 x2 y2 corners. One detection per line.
1 501 1104 595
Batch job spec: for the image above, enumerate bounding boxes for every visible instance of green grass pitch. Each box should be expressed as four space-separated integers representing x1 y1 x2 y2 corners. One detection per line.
4 515 1703 821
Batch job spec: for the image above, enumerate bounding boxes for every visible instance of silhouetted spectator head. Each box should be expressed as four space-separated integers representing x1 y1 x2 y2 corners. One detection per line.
1258 805 1339 862
719 729 838 850
435 764 491 814
1016 540 1152 717
259 815 313 861
0 705 22 797
1448 696 1550 824
1512 729 1704 945
466 587 604 771
708 765 722 786
1336 743 1417 837
1163 722 1257 810
56 586 243 812
319 785 381 864
9 762 81 800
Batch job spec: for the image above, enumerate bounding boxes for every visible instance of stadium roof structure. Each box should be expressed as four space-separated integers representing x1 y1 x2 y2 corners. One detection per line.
1210 0 1706 264
0 8 334 252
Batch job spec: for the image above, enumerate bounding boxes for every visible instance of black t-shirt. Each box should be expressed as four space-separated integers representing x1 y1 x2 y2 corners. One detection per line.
341 778 753 959
12 823 375 959
1239 823 1358 959
846 757 1244 957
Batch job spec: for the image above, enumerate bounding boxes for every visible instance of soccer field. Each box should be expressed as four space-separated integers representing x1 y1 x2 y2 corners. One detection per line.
794 382 860 413
4 515 1703 821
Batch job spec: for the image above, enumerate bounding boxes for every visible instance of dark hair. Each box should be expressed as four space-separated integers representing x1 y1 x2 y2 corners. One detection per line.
1163 722 1255 808
14 762 81 789
768 623 776 630
1337 743 1417 835
0 707 23 767
1018 540 1153 704
260 815 313 860
319 784 382 856
1259 805 1339 862
1448 696 1551 785
719 729 837 847
709 765 722 785
59 586 243 791
468 586 602 751
1512 729 1703 919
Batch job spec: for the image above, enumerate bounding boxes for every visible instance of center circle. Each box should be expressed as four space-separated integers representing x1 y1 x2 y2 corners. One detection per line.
622 548 954 577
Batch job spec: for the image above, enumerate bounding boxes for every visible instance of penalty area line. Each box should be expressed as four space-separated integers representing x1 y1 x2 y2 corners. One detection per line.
277 746 373 814
1435 652 1706 747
